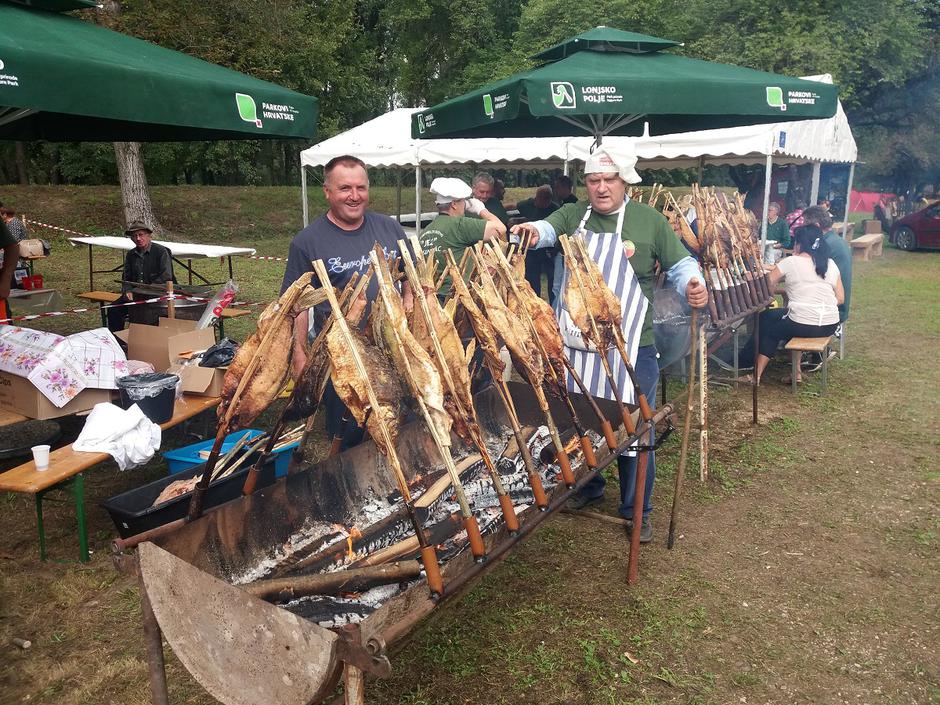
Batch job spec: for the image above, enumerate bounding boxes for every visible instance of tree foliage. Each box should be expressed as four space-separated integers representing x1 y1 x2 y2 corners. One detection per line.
1 0 937 192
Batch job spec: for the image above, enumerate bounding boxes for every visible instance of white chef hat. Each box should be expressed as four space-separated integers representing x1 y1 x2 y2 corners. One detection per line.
584 147 642 185
430 177 473 205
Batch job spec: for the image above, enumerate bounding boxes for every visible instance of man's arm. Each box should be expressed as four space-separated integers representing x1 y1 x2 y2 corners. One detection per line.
655 216 706 308
157 247 174 285
466 199 506 240
291 307 310 380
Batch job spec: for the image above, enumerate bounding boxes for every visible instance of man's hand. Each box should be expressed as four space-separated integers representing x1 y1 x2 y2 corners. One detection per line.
347 288 367 322
685 277 708 309
510 222 540 248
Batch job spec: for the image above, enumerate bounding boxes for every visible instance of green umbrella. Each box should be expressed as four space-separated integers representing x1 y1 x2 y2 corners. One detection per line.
412 27 837 142
0 2 318 141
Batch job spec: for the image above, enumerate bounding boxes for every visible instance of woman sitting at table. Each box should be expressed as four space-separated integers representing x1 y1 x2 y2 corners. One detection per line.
749 224 844 384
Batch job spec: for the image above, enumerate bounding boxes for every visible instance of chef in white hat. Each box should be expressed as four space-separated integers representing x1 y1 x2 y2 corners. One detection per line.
511 146 706 544
418 177 506 296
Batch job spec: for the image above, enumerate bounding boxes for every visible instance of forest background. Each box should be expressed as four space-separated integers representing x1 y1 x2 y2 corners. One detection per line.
0 0 937 196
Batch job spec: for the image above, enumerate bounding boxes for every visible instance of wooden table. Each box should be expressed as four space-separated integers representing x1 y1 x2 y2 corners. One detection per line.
0 394 220 562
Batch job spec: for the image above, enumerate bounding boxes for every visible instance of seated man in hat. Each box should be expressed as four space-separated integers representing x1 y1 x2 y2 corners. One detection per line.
107 220 174 332
419 177 506 296
512 148 707 543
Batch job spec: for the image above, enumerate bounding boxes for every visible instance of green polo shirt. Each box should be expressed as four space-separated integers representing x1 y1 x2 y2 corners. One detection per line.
822 229 852 322
766 217 791 248
484 197 510 227
544 199 690 347
419 214 487 295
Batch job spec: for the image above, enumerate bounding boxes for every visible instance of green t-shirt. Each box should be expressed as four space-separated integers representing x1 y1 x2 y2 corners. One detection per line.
419 214 487 295
544 199 690 347
822 230 852 322
766 217 791 248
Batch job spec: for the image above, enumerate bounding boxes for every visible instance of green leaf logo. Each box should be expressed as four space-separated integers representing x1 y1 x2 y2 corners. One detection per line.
766 87 786 111
550 82 576 110
235 93 263 128
417 114 426 134
483 94 494 118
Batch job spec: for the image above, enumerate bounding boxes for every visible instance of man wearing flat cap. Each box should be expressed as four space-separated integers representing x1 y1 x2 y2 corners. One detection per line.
106 220 174 332
418 177 506 295
512 148 707 543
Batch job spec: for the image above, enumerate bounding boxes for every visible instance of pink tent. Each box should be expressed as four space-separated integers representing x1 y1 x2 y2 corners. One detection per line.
850 190 895 213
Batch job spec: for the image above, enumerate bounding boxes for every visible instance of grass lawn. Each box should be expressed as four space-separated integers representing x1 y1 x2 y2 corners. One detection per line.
1 185 931 705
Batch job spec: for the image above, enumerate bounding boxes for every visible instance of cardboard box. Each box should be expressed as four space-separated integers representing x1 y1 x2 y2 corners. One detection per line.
122 318 224 397
0 370 112 420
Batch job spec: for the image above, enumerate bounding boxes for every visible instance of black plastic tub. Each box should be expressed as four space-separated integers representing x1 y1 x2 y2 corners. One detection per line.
102 455 277 538
116 373 179 424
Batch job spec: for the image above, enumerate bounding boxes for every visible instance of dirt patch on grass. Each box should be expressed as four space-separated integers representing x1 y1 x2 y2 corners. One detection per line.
1 250 937 705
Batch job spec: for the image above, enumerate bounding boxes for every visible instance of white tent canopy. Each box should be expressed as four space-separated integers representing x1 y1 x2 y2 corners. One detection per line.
299 75 856 243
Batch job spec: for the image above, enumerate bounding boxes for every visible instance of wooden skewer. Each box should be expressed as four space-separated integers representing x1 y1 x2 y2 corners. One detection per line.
557 236 636 436
668 308 697 549
469 246 576 488
399 242 519 535
370 250 487 563
486 243 600 471
313 259 444 596
443 249 549 510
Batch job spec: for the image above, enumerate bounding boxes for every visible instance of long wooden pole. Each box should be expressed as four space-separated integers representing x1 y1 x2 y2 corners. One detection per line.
399 243 519 534
313 259 444 596
668 309 697 549
370 251 487 562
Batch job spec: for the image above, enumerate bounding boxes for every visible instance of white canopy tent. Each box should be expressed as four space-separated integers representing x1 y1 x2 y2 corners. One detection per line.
299 75 856 244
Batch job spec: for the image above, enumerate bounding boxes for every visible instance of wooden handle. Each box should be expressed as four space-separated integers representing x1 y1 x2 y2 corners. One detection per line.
465 515 486 561
556 448 575 487
497 494 520 534
638 394 654 423
620 405 636 436
420 546 444 597
600 419 618 452
528 465 549 510
580 435 598 469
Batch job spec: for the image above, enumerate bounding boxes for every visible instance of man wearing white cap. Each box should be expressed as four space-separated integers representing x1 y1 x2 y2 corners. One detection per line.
512 147 707 543
419 177 506 295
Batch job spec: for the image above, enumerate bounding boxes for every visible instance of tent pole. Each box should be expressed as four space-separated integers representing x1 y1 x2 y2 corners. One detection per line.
415 165 422 237
396 170 403 223
697 157 705 184
844 162 856 225
301 166 309 227
563 160 569 177
759 154 773 254
810 161 821 205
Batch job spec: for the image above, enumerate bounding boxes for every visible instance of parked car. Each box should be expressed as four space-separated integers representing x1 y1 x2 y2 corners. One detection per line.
890 202 940 250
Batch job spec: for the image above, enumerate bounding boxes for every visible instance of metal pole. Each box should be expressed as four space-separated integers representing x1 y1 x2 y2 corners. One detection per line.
139 579 170 705
752 311 759 425
301 165 309 227
759 154 773 252
697 156 705 184
414 165 422 237
396 170 403 223
698 322 708 482
810 161 821 205
844 162 856 225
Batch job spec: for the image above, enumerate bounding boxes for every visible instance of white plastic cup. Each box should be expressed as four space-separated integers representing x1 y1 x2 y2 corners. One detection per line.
31 445 50 471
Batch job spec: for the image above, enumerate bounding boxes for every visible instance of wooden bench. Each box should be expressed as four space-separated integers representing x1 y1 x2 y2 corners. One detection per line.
75 290 252 337
784 337 833 394
849 233 884 261
0 394 220 562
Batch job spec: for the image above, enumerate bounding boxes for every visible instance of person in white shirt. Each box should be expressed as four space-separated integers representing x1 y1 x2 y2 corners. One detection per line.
752 224 844 384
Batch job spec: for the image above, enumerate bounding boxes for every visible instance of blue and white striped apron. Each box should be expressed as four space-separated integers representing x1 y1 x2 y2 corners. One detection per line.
556 200 649 404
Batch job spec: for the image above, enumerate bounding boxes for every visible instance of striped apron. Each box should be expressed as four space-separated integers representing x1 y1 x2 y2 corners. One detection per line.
556 200 649 404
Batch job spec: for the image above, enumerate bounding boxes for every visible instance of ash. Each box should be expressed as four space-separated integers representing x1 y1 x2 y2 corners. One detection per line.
242 425 601 627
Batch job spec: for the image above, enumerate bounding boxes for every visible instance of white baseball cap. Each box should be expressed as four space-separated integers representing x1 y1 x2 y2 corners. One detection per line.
430 177 473 205
584 147 642 185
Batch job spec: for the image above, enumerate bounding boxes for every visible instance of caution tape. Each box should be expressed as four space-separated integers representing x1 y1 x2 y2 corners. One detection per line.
247 254 289 262
0 292 275 326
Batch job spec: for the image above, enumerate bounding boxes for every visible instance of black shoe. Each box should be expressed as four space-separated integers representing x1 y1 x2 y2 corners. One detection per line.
566 493 604 510
625 516 653 543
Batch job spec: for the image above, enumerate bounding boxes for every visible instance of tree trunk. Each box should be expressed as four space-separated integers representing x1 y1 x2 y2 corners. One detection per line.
114 141 161 232
14 142 29 185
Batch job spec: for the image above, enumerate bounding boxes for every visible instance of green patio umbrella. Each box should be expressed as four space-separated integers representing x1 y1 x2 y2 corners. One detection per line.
0 1 318 141
412 27 837 142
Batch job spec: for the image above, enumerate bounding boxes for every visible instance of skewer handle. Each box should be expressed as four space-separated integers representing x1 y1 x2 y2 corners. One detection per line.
580 436 598 469
600 419 618 452
420 546 444 597
465 515 486 561
498 494 520 534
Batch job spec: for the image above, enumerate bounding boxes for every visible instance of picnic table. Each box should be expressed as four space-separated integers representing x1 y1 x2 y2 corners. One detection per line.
0 394 220 562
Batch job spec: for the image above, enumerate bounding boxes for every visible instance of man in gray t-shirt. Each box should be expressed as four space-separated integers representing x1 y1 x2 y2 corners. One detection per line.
280 155 406 451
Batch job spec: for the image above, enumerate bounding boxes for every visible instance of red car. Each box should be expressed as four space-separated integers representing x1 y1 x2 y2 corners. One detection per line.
890 202 940 250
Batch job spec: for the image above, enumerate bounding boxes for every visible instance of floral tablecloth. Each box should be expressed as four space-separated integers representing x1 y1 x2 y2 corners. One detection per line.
0 325 128 407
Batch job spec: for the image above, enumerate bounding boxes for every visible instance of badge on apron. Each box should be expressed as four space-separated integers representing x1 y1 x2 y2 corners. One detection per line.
623 239 636 258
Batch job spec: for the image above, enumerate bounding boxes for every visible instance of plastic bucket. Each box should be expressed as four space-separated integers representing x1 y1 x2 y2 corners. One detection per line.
116 373 179 424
